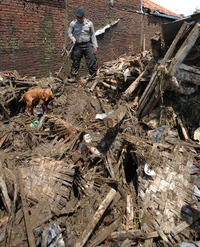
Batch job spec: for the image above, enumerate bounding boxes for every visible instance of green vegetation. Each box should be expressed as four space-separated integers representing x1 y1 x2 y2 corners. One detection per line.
40 13 56 75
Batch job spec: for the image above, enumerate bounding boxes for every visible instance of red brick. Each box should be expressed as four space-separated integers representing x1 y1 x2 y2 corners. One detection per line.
0 0 175 77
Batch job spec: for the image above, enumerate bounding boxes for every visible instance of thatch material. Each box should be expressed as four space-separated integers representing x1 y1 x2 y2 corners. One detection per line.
20 157 75 213
125 126 199 246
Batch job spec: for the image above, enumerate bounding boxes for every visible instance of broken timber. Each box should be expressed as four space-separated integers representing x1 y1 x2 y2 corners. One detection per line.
110 230 159 241
176 63 200 86
88 217 121 247
123 71 144 98
74 188 116 247
103 105 127 128
137 22 200 119
17 167 36 247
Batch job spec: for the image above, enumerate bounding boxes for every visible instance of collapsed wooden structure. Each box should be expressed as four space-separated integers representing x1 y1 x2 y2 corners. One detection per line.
0 21 200 247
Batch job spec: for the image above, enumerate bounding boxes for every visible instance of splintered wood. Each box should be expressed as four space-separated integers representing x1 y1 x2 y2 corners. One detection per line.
137 23 200 119
74 188 116 247
0 20 200 247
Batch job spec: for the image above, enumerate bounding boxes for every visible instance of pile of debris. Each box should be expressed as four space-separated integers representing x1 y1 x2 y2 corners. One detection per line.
0 22 200 247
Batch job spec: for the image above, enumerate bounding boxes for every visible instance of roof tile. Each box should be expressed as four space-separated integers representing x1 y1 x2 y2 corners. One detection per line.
143 0 181 17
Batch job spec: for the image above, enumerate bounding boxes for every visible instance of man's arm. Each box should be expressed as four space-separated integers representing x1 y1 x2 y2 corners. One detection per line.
68 21 76 43
90 22 98 49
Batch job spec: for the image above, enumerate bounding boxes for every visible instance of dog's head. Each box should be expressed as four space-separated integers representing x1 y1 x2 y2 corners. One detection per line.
43 88 54 101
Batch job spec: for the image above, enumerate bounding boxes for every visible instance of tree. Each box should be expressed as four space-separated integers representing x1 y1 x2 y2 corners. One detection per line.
193 7 200 14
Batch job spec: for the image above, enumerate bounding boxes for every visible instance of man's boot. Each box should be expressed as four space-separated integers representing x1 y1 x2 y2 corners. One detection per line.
67 75 76 83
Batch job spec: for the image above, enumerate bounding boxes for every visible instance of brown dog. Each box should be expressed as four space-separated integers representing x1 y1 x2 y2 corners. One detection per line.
19 87 54 115
43 88 54 101
42 88 54 111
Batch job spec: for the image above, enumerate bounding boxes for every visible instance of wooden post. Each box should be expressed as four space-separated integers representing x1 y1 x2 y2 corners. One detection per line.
74 188 117 247
137 22 200 119
17 167 36 247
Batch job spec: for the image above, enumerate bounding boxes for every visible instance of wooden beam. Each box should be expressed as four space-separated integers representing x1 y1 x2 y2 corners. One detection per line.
123 71 144 98
88 217 121 247
110 229 159 241
17 167 36 247
137 23 200 119
74 188 117 247
137 22 189 118
176 64 200 85
104 105 127 128
170 23 200 75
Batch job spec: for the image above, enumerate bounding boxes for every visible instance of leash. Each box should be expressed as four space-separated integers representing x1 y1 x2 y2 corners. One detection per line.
57 43 75 78
61 42 75 57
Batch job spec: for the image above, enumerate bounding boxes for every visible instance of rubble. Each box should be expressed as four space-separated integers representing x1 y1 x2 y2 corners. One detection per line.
0 21 200 247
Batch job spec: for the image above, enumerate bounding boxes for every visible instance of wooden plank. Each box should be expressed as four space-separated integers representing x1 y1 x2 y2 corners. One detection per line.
105 156 116 179
29 203 52 229
176 63 200 85
176 115 189 140
170 23 200 75
74 188 117 247
138 22 189 114
88 217 121 247
110 229 159 241
104 105 127 128
0 133 9 148
123 71 144 98
137 67 168 118
160 22 189 65
17 167 36 247
101 81 117 90
137 23 200 119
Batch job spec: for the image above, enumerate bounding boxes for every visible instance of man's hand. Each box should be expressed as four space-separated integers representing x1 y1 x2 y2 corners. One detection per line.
72 37 76 43
93 47 97 54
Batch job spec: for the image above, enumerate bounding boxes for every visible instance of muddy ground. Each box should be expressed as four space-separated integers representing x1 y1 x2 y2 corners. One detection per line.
0 47 200 247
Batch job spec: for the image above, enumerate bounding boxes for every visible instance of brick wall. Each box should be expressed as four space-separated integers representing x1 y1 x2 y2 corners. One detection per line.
0 0 173 77
69 1 171 64
0 0 66 77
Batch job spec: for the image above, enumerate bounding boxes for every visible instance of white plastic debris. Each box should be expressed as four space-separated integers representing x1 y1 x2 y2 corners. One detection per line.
110 0 114 7
123 68 131 82
95 113 108 120
83 134 92 143
144 163 156 176
95 19 120 36
41 222 65 247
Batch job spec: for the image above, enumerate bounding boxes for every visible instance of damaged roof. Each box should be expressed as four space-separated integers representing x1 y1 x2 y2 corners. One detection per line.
143 0 181 19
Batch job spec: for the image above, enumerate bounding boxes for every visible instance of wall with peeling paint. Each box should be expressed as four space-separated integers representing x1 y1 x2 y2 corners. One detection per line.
0 0 174 77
